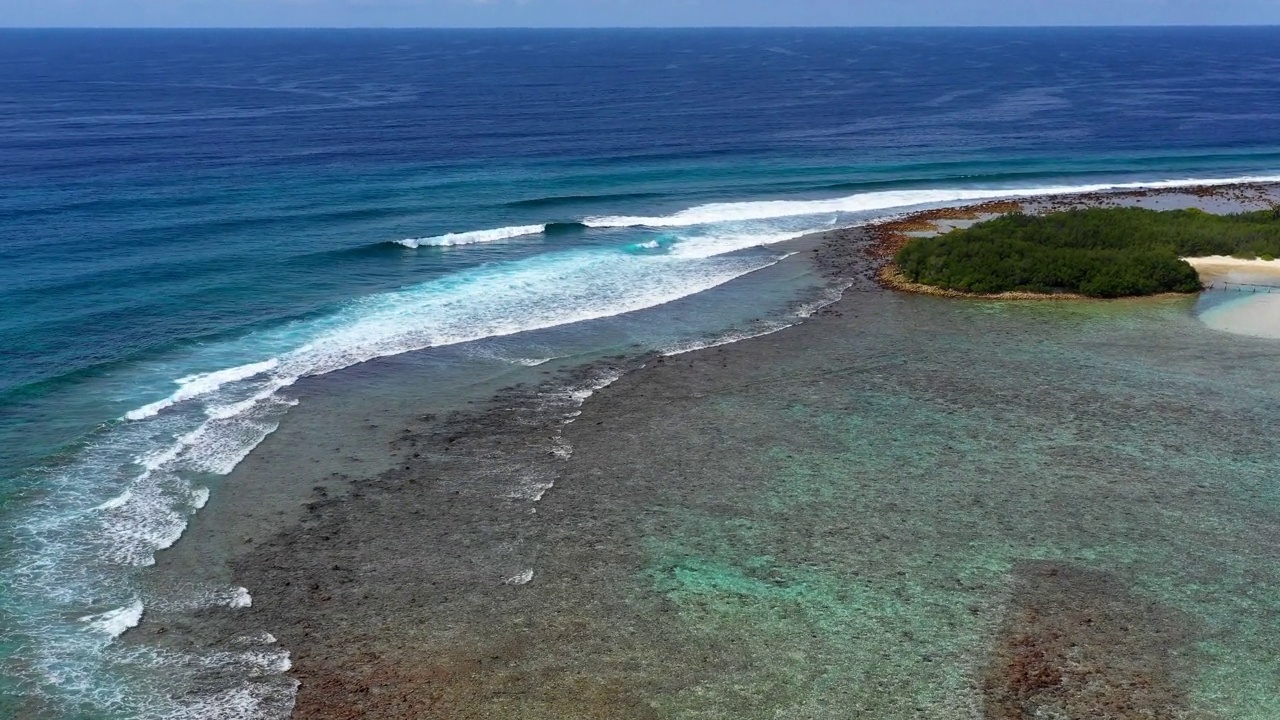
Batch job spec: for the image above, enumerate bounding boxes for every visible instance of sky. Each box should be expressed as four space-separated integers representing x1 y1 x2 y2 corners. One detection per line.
3 0 1280 28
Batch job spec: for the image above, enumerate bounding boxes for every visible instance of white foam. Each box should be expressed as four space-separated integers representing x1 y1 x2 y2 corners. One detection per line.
93 490 133 511
511 357 554 366
94 472 192 566
584 175 1280 228
578 369 625 399
136 390 291 478
504 569 535 586
549 438 573 459
662 323 794 356
138 441 185 472
204 378 296 421
159 659 298 720
11 412 298 717
232 632 279 647
659 283 851 357
93 393 298 568
173 397 296 476
508 471 556 502
153 522 187 552
397 224 545 248
538 369 626 413
668 230 813 259
794 281 854 318
269 250 779 383
79 599 143 637
124 359 280 421
144 586 262 614
14 244 791 690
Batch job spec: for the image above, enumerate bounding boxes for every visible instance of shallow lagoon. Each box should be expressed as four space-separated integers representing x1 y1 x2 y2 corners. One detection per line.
223 268 1280 719
597 293 1280 718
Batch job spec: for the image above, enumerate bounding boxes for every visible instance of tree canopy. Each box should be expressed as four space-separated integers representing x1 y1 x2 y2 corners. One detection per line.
894 206 1280 298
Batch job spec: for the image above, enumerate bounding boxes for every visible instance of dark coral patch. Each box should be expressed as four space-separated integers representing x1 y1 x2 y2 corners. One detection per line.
983 562 1203 720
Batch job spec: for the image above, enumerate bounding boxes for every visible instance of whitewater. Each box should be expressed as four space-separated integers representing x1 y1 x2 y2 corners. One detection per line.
389 174 1280 255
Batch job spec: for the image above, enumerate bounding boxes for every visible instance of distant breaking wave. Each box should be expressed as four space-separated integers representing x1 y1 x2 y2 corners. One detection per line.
397 224 545 248
124 359 280 421
393 174 1280 254
582 175 1280 228
543 221 590 235
396 222 588 248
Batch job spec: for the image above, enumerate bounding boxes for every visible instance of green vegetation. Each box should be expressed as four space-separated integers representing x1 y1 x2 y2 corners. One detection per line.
895 206 1280 297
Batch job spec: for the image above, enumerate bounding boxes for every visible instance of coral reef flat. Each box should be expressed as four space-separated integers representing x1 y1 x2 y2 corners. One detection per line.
982 562 1197 719
152 186 1280 719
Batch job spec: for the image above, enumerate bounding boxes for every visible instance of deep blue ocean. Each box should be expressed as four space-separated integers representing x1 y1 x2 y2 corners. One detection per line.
2 27 1280 718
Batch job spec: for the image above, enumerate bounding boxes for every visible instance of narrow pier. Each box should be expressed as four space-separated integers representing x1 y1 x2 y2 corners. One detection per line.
1203 281 1280 294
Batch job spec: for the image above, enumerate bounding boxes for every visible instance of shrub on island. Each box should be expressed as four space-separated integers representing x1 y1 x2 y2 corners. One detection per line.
894 207 1280 298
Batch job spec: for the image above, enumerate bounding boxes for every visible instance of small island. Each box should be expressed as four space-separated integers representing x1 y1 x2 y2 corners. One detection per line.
892 206 1280 298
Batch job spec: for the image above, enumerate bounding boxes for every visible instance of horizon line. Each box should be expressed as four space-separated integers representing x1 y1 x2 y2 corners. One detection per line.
3 24 1280 30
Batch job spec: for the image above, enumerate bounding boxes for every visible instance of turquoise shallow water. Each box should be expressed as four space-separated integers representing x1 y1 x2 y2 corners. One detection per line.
247 288 1280 719
540 295 1280 719
3 27 1280 719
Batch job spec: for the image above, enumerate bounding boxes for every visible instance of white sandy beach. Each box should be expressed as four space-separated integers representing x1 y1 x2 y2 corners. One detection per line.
1185 257 1280 340
1184 255 1280 284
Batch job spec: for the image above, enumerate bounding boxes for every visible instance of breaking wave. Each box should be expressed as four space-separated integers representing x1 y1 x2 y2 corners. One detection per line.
583 175 1280 228
397 224 545 248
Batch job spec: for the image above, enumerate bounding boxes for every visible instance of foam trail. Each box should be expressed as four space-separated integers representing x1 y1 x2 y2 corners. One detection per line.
663 325 794 356
504 569 535 586
94 490 133 511
268 250 781 381
125 359 280 421
204 378 298 421
397 224 545 248
583 175 1280 228
668 230 814 259
663 281 854 356
79 600 144 637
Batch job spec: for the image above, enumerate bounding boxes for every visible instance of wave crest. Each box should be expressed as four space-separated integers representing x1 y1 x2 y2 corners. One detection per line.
397 224 545 248
79 599 144 638
124 359 280 421
583 175 1280 228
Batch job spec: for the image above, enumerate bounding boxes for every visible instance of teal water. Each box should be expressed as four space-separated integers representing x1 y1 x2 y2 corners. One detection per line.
3 27 1280 719
547 296 1280 719
265 291 1280 719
